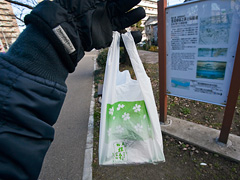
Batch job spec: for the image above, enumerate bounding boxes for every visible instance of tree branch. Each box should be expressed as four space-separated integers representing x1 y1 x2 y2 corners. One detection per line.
13 14 24 23
4 0 34 9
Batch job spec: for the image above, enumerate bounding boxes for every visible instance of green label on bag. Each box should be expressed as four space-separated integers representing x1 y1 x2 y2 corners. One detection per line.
105 100 153 143
113 142 127 163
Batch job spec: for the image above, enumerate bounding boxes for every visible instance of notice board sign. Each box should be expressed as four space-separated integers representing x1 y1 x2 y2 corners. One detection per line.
166 0 240 106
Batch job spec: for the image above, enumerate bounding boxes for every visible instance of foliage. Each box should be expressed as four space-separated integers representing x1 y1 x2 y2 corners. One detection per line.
96 48 108 69
142 43 149 51
180 107 191 115
137 42 159 52
131 20 144 31
149 45 158 52
119 47 128 64
137 43 158 52
96 47 128 69
136 20 142 28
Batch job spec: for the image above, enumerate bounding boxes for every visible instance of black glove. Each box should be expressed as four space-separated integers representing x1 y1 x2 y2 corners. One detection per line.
24 0 145 73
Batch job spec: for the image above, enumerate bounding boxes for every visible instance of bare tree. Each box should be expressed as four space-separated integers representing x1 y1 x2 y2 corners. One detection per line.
4 0 37 28
4 0 35 9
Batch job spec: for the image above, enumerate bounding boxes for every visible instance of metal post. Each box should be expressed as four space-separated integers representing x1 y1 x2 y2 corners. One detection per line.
157 0 167 123
218 32 240 144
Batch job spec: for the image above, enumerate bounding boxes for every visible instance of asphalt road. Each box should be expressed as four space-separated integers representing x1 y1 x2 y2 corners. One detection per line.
38 51 97 180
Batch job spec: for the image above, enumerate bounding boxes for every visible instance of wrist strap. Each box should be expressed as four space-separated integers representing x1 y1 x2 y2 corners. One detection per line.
24 13 83 73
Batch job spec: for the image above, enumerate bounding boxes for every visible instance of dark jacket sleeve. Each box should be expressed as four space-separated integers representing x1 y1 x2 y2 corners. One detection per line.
0 25 69 180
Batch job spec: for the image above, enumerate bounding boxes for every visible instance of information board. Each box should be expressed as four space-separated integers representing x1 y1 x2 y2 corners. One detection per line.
166 0 240 105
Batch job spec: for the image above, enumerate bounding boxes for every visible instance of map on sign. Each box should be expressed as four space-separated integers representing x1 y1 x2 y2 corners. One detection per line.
199 14 232 45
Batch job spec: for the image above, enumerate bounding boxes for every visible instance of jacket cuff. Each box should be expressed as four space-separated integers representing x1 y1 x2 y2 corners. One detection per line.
1 24 70 86
24 1 85 73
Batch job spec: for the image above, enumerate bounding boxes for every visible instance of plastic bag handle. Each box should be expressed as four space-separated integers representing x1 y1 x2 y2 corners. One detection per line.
105 31 149 84
121 32 150 81
122 32 163 149
101 32 120 103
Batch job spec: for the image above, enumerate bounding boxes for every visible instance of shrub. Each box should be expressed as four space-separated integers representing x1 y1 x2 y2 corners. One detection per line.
96 48 108 69
149 45 158 52
96 47 128 69
143 43 149 51
120 47 128 64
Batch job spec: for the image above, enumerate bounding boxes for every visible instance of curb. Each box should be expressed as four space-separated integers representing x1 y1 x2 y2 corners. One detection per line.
82 57 97 180
161 116 240 162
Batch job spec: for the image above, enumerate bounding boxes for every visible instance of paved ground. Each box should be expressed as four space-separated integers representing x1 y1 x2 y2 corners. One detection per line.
138 50 158 64
39 49 239 180
38 51 97 180
91 49 240 180
162 116 240 162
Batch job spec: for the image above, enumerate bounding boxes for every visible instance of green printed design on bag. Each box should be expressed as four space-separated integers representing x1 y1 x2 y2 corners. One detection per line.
113 142 127 162
106 100 153 143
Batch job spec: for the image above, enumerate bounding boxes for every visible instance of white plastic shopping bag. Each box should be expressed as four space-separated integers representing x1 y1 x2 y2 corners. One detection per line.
99 32 165 165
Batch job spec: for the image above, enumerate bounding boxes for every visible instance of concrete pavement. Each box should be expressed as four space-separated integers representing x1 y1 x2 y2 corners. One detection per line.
138 50 158 64
161 116 240 162
38 51 97 180
40 49 239 180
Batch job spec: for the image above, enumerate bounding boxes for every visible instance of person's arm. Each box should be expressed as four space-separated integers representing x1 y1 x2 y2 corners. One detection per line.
0 24 68 180
0 0 145 179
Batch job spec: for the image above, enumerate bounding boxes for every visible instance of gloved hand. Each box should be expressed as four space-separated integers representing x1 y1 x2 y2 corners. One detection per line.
25 0 145 73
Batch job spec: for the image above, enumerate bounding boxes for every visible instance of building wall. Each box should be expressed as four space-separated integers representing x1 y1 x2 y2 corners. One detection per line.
144 16 158 44
0 0 20 51
136 0 158 27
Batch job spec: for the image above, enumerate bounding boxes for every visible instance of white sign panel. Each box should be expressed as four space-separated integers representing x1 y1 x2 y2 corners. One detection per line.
166 0 240 106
